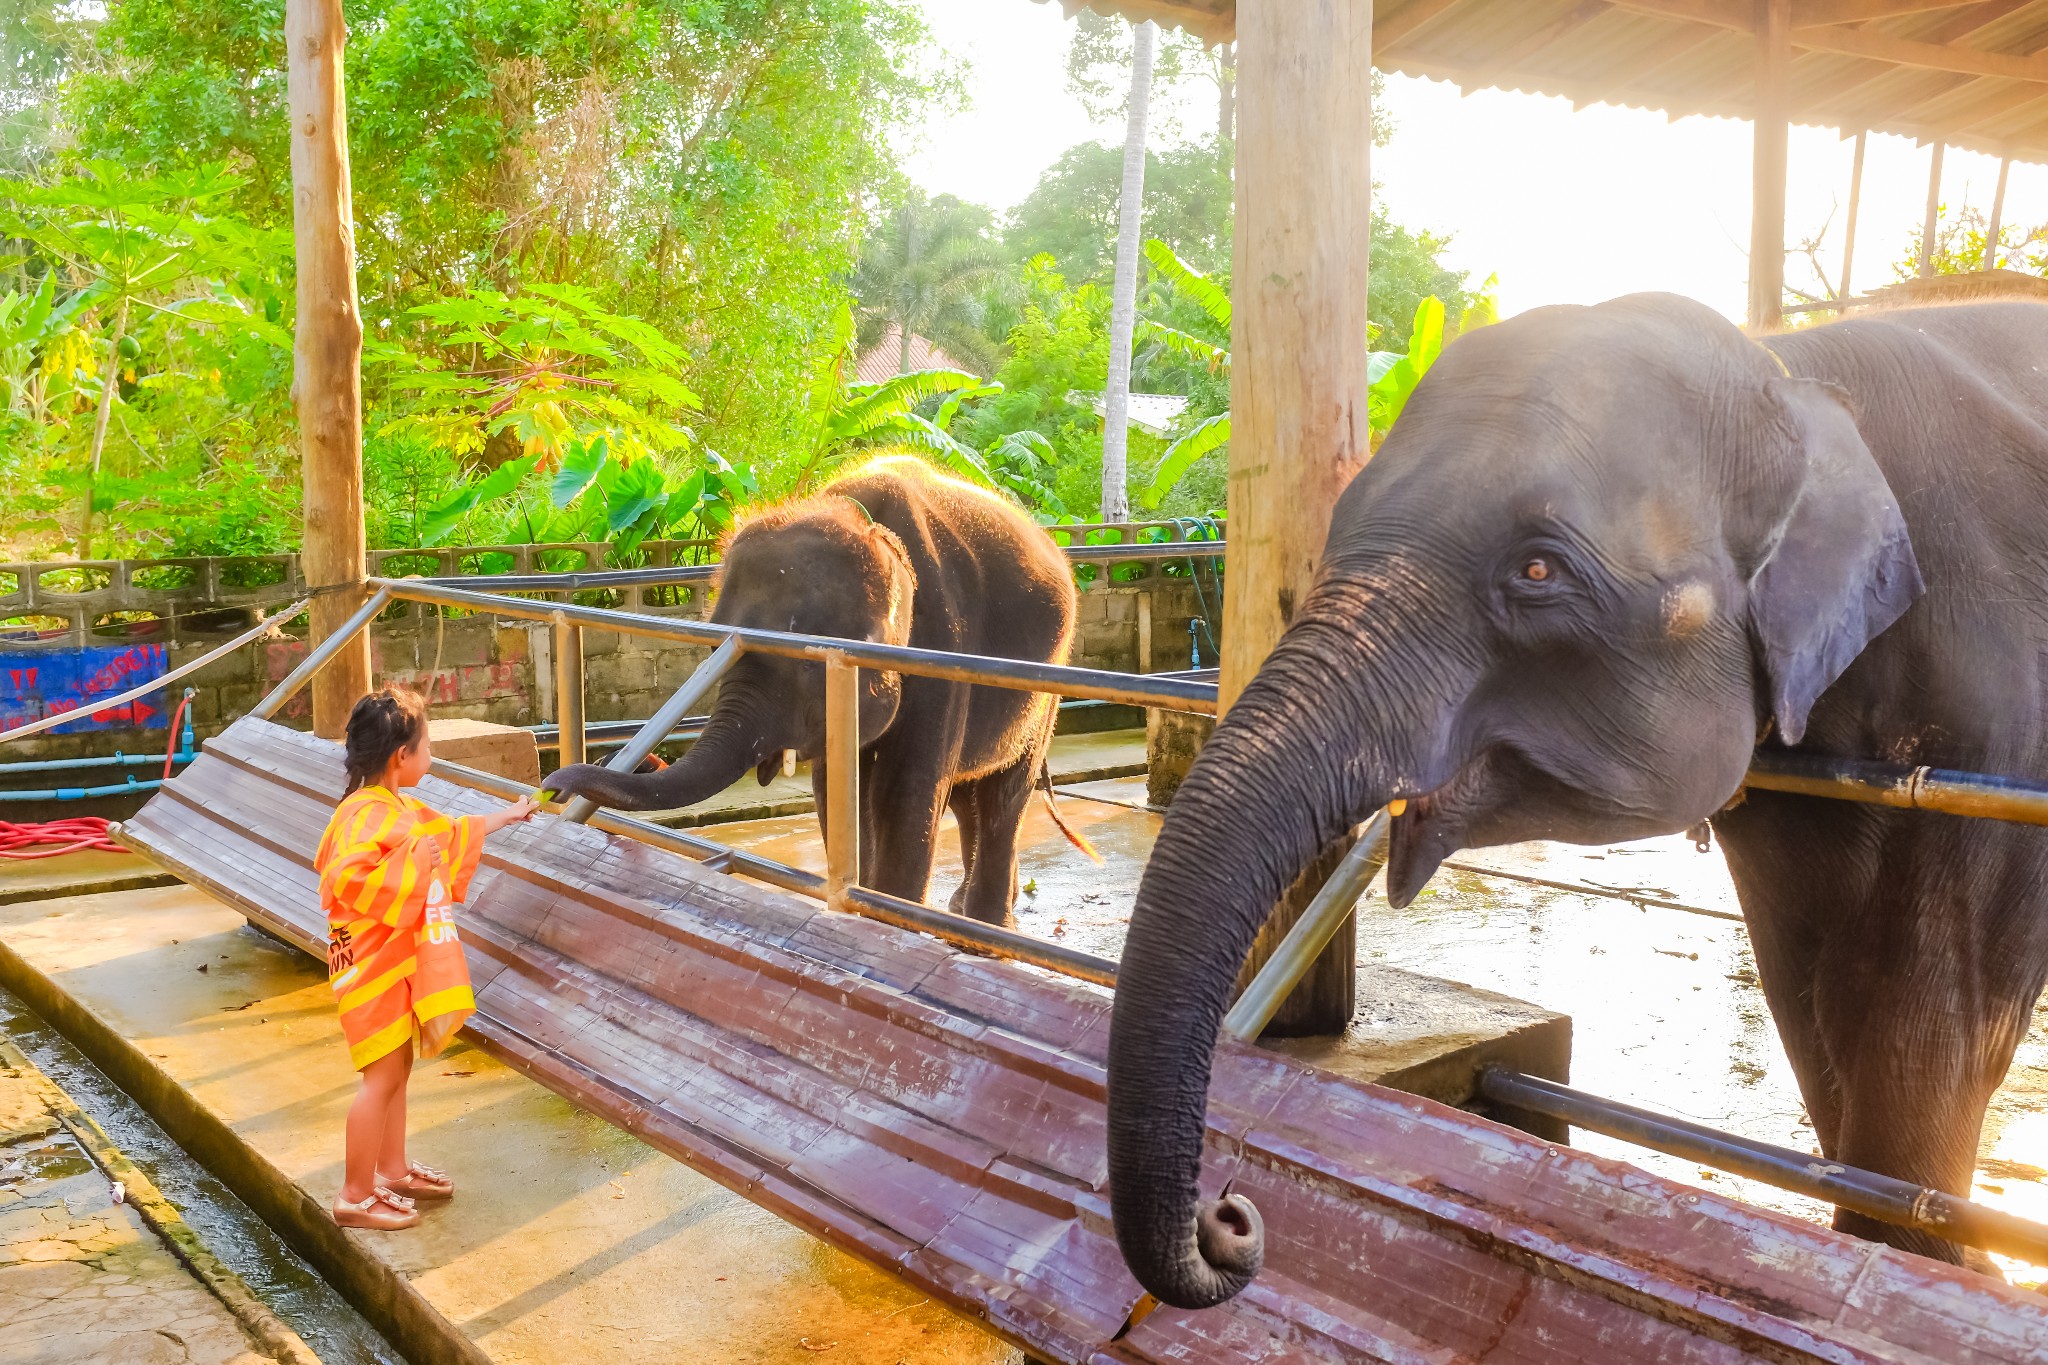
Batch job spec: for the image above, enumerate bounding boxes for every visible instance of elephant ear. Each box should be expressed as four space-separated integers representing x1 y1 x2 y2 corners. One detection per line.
1746 378 1924 746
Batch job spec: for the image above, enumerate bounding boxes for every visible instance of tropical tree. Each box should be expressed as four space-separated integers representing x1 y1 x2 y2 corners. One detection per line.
1135 240 1482 510
1101 19 1157 523
850 193 1009 376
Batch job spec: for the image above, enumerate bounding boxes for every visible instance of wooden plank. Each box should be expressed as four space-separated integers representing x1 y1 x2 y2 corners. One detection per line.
116 716 2048 1364
1796 0 1993 22
1224 0 1376 1037
1375 0 1465 47
1842 128 1868 297
284 0 369 740
1752 0 1792 331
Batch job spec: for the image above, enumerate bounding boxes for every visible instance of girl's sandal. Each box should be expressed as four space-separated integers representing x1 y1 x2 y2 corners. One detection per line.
333 1187 419 1230
378 1161 454 1201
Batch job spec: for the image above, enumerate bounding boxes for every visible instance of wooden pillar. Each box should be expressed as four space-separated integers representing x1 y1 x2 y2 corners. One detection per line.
1839 130 1866 302
1987 156 2011 272
1748 0 1789 332
1919 142 1945 278
287 0 369 739
1224 0 1375 1036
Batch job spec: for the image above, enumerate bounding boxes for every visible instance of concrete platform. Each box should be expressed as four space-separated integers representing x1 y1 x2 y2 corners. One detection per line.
0 885 1021 1365
0 848 175 907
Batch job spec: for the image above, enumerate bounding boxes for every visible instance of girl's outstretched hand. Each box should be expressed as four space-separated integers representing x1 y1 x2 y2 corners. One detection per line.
481 796 539 834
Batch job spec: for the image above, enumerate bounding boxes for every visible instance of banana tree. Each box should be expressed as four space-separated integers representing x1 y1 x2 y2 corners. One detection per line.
1136 240 1480 510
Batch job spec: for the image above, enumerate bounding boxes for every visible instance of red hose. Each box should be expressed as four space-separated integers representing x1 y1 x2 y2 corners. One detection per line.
164 691 193 780
0 817 127 860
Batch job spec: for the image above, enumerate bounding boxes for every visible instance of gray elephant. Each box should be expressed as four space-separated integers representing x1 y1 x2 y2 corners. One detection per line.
1107 293 2048 1307
547 455 1083 924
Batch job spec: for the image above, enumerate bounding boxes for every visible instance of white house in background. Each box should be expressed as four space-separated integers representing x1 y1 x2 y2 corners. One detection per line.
854 325 975 384
1073 391 1190 436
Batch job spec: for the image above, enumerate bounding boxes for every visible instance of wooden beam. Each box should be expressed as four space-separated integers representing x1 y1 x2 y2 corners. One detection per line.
1986 154 2011 267
286 0 370 740
1795 0 1988 23
1226 0 1375 1035
1752 0 1791 330
1920 140 1946 275
1840 128 1867 297
1793 22 2048 82
1375 0 1463 47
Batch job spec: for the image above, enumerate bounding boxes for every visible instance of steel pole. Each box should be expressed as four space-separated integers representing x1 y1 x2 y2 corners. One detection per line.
1477 1068 2048 1265
552 612 586 769
251 586 392 721
557 636 741 824
1223 805 1398 1041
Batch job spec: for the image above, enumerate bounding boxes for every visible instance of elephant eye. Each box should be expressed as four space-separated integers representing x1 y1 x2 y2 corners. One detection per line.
1519 557 1553 583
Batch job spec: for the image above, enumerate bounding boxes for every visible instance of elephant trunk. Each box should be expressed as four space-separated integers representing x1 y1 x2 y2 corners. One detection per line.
547 690 772 812
1106 571 1457 1310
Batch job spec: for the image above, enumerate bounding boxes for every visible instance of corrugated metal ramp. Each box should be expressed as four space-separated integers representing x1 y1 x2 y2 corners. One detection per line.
120 717 2048 1363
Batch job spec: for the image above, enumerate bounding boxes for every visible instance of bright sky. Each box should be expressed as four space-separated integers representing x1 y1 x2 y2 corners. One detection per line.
903 0 2048 324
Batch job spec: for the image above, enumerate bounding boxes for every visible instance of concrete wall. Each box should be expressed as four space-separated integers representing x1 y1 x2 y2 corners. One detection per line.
4 568 1220 772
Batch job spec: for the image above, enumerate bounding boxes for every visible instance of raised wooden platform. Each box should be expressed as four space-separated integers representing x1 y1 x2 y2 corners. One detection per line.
118 718 2048 1363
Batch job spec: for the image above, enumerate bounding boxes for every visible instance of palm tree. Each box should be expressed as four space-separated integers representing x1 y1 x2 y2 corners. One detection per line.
851 196 1007 377
1101 19 1156 524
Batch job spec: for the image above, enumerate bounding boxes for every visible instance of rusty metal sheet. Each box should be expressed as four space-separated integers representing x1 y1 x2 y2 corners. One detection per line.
120 717 2048 1364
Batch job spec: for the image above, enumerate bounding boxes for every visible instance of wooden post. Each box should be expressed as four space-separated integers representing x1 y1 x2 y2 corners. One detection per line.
287 0 369 739
1840 130 1866 302
1919 142 1945 278
823 655 861 906
1224 0 1375 1036
1987 156 2011 271
1748 0 1790 332
553 612 586 769
1137 591 1152 674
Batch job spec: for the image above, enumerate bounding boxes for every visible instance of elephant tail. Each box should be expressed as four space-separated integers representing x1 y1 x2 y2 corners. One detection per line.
1038 761 1103 865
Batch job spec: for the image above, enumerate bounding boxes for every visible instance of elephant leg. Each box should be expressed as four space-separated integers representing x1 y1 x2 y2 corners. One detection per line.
1713 795 1867 1154
947 749 1040 926
860 740 953 906
947 782 983 917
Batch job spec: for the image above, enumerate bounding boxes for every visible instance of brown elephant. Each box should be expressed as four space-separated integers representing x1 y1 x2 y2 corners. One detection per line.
546 455 1082 924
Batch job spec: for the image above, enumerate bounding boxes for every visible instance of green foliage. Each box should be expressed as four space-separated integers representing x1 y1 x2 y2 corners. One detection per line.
1007 139 1234 282
852 192 1009 375
380 282 700 466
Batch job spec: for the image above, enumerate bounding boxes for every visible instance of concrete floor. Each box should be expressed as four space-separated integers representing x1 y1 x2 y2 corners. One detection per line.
716 778 2048 1292
0 888 1019 1365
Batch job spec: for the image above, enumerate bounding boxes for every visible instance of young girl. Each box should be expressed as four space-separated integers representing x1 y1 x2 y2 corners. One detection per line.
316 687 537 1230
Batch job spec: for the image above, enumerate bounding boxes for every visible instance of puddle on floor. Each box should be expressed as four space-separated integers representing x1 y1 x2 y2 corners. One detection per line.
0 978 405 1365
714 781 2048 1292
0 1135 98 1184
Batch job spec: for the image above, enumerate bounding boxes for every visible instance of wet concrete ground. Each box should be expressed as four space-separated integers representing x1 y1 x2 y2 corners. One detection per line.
1 1031 285 1364
716 776 2048 1293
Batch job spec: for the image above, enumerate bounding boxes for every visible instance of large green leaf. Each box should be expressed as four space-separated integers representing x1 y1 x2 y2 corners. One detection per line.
1143 240 1231 330
604 458 669 536
1368 296 1447 434
1137 319 1228 372
550 436 610 507
1141 413 1231 510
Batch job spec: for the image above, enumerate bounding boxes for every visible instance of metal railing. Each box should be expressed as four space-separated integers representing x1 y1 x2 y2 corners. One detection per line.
237 577 2048 1263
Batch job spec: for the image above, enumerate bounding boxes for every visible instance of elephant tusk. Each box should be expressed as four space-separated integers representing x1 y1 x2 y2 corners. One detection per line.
782 749 797 778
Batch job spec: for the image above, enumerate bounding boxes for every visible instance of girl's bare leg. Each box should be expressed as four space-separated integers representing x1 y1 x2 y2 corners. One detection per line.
341 1040 413 1203
374 1039 414 1183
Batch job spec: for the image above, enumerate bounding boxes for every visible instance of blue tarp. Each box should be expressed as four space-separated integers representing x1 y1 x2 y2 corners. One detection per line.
0 642 170 734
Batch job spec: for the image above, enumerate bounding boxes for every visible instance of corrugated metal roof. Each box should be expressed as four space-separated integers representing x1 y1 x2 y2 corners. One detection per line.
854 326 976 385
1039 0 2048 163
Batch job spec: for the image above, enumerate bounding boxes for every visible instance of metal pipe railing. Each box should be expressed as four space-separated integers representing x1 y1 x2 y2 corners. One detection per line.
414 538 1225 595
431 756 1119 986
1746 751 2048 826
559 637 741 824
1476 1068 2048 1265
1223 807 1396 1041
822 654 861 906
251 587 392 722
552 612 586 769
372 579 1219 715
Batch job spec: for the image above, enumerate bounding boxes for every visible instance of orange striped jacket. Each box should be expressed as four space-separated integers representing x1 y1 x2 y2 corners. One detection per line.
315 787 484 1070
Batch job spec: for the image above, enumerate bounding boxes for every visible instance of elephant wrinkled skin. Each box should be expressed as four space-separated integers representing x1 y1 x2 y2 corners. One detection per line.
1107 294 2048 1308
546 455 1078 924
